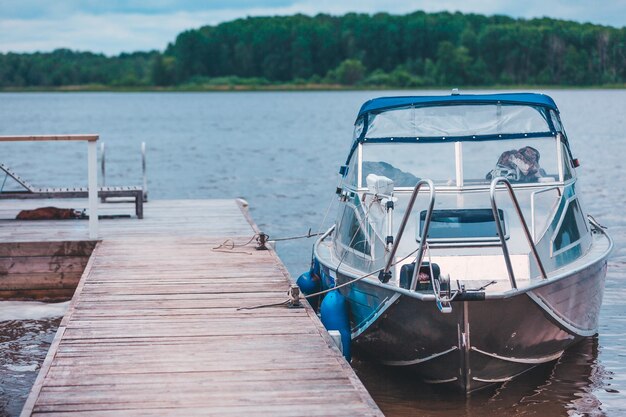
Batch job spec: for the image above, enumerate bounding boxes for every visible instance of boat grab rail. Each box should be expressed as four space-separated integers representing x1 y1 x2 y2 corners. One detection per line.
379 179 436 285
490 177 548 289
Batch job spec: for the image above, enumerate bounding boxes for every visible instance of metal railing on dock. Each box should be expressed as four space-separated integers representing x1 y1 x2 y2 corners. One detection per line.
0 134 99 238
100 141 148 202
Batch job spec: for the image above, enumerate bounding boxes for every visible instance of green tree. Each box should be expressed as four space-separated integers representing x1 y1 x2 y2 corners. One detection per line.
2 11 626 88
327 59 366 85
151 55 175 86
435 41 471 85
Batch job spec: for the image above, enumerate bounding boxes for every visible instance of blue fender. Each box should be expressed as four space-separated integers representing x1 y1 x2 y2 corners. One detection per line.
296 270 321 310
320 290 351 362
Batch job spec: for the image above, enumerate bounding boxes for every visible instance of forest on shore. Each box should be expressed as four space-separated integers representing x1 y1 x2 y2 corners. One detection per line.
1 11 626 90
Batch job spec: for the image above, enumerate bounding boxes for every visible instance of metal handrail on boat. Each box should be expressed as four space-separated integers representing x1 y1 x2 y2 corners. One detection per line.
379 179 436 285
380 177 546 294
490 177 548 290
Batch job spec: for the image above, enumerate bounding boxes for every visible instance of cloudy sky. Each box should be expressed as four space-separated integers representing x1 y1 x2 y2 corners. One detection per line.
1 1 625 55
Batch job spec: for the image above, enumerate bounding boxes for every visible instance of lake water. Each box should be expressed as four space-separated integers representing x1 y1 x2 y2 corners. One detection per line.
0 90 625 416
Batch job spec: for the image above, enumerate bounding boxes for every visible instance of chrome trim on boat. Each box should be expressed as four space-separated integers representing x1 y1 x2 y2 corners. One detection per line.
557 132 565 182
323 179 589 302
315 227 612 302
473 365 546 384
382 346 458 366
409 182 437 291
357 143 363 188
423 377 458 384
526 291 598 337
351 293 400 339
473 376 514 383
490 177 548 288
462 301 471 390
378 179 435 284
471 346 564 364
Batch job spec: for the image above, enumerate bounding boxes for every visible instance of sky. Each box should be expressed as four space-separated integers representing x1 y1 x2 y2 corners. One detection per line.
1 0 625 55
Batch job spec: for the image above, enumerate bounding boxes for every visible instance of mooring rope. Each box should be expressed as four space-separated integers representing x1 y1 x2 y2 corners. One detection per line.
211 234 260 254
235 247 419 310
302 247 419 299
234 199 407 310
237 300 291 311
211 228 324 254
271 229 323 242
315 193 337 237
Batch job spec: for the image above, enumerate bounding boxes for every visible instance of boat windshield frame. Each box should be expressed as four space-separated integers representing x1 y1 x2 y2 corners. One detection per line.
343 99 576 192
349 135 576 193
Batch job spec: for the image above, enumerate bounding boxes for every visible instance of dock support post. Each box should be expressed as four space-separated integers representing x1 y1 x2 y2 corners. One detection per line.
88 139 99 239
100 142 106 187
141 142 148 202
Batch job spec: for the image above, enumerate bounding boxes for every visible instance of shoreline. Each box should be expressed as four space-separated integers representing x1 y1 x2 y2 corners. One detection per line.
2 83 626 93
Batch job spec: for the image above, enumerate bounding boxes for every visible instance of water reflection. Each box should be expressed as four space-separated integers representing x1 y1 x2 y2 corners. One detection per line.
353 337 615 416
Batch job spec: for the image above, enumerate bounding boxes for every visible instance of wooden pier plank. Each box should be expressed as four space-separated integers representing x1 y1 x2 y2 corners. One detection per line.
15 199 382 416
0 199 254 241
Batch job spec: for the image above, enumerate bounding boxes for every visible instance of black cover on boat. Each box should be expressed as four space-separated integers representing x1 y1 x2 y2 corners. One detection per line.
399 262 440 290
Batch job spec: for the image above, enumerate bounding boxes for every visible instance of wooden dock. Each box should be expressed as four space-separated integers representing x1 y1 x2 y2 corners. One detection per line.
1 199 382 416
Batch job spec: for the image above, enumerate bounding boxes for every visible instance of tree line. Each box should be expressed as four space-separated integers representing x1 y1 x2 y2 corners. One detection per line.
2 11 626 88
0 49 156 88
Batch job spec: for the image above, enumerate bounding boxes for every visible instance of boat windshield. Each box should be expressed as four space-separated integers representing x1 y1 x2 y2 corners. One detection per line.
364 104 551 139
361 136 571 188
355 102 573 188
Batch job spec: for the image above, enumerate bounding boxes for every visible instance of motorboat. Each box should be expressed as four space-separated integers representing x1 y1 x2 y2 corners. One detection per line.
309 92 612 393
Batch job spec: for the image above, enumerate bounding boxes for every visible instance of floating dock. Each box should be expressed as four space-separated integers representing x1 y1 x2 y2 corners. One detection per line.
0 199 381 416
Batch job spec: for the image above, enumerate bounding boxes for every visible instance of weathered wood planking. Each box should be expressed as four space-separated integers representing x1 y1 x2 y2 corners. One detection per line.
0 241 96 300
0 199 252 241
16 199 382 417
0 200 251 299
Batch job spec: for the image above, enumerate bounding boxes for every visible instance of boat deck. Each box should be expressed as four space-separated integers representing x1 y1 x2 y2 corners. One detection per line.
1 199 381 416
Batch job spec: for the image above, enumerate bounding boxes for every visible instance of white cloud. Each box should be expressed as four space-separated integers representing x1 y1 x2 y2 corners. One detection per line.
0 6 322 54
1 13 207 54
0 1 624 55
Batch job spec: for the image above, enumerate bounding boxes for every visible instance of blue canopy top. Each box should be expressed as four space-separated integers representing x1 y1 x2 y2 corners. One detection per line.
357 93 558 118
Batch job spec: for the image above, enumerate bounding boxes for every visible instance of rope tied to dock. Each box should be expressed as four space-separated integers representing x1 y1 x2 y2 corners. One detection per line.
237 299 291 310
236 247 420 310
212 229 324 254
237 285 302 310
271 228 323 242
237 215 394 310
222 222 409 310
212 234 259 254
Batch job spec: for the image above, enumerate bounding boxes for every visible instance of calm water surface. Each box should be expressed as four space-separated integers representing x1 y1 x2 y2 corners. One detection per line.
0 90 625 416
